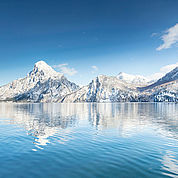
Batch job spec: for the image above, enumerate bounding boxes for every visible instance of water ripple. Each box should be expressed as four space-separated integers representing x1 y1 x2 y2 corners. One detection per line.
0 103 178 178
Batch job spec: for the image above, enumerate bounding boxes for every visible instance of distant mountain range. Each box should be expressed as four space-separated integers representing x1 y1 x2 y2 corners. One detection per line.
116 72 154 86
0 61 178 102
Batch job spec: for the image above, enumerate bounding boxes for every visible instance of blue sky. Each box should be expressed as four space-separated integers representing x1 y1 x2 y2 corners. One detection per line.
0 0 178 86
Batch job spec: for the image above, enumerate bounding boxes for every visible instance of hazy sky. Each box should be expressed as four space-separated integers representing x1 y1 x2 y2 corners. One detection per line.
0 0 178 85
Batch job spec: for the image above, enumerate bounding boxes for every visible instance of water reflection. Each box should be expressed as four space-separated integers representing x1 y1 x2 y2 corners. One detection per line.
0 103 178 177
0 103 177 145
89 103 178 138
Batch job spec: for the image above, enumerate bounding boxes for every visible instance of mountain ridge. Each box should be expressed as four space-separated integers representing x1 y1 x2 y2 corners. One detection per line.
139 67 178 91
0 61 79 102
116 72 152 86
0 61 178 103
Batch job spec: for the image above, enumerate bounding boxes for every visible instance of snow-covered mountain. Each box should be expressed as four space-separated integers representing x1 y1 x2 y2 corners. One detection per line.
0 61 178 103
116 72 151 86
140 67 178 91
63 67 178 103
155 67 178 85
147 80 178 102
0 61 79 102
138 67 178 102
62 75 139 102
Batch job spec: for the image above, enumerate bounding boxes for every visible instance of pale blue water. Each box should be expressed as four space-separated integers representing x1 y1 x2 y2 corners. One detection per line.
0 103 178 178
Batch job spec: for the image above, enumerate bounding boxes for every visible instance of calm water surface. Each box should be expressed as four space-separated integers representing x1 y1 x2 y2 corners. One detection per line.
0 103 178 178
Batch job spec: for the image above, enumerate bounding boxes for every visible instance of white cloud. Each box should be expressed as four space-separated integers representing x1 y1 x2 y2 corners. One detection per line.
148 62 178 81
91 65 98 74
160 62 178 73
156 23 178 51
53 63 77 76
147 72 164 81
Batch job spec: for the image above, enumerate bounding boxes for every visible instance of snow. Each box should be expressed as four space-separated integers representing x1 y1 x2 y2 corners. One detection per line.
29 60 63 79
158 67 178 83
0 61 178 103
116 72 151 85
0 61 79 102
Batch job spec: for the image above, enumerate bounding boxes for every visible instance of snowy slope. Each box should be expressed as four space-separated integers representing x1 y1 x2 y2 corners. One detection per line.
138 67 178 102
116 72 150 86
63 67 178 103
140 67 178 91
0 61 79 102
156 67 178 84
62 75 139 102
0 62 178 103
142 80 178 102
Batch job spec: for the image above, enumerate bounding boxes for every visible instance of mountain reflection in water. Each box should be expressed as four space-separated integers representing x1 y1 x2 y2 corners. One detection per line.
0 103 177 178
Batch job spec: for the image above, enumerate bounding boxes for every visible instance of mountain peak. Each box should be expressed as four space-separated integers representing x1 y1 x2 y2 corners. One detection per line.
0 60 78 102
35 60 49 68
30 60 63 79
34 61 54 72
117 72 149 85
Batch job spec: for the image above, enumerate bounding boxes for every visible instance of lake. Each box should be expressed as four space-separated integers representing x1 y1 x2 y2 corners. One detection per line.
0 103 178 178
